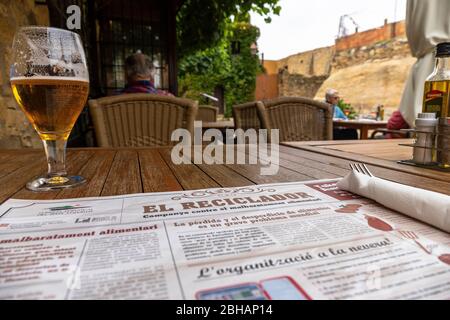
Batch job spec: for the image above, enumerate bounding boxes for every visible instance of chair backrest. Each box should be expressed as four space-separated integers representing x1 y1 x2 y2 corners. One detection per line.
232 101 262 131
257 96 333 142
88 93 198 147
196 105 218 122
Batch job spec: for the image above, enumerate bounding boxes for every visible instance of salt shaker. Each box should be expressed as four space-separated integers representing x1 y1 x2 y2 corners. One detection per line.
413 113 437 165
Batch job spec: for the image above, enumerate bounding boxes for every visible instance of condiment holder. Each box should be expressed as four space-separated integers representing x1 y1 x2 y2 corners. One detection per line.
398 115 450 171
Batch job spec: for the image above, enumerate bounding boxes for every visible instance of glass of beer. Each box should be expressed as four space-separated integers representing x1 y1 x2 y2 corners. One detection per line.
10 27 89 191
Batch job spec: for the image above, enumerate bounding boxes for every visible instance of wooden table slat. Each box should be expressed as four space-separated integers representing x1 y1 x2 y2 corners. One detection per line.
278 145 352 174
0 152 43 179
280 152 350 179
226 146 315 184
0 156 48 203
55 150 117 199
158 148 220 190
188 148 255 188
138 149 183 193
101 150 142 196
225 162 311 184
283 138 413 146
197 163 256 187
242 146 336 180
322 143 412 157
13 150 96 200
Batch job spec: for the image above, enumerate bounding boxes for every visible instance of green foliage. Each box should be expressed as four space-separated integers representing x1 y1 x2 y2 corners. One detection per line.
338 99 358 120
177 0 281 57
178 19 263 117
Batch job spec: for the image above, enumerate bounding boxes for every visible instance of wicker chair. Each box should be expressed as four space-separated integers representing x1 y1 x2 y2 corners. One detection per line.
232 101 262 131
257 97 333 142
88 94 198 147
196 105 218 122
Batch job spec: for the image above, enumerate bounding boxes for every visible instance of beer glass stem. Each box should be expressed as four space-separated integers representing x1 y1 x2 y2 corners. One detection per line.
42 139 68 178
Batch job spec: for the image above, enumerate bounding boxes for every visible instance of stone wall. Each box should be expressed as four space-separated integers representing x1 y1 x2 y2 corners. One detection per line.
0 0 49 149
278 72 328 98
276 46 334 77
315 56 416 114
275 46 334 99
332 37 411 71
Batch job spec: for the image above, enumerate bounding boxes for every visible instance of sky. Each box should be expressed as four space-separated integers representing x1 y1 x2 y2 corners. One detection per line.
250 0 407 60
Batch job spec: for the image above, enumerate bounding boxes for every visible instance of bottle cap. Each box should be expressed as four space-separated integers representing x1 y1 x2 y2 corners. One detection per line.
436 42 450 57
415 113 437 127
417 112 436 119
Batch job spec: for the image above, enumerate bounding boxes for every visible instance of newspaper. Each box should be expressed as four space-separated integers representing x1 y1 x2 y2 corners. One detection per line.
0 179 449 300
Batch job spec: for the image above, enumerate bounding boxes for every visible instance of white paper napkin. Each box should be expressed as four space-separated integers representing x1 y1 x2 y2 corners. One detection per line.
337 171 450 233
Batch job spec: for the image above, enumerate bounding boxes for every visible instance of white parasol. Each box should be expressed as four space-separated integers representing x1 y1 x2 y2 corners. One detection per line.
399 0 450 127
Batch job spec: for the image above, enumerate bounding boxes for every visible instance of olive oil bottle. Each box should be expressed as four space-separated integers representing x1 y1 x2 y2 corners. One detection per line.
422 43 450 117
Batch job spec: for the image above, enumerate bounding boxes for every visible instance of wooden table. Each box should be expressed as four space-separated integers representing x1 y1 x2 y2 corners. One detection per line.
202 120 234 130
333 119 388 139
201 120 235 137
1 139 449 204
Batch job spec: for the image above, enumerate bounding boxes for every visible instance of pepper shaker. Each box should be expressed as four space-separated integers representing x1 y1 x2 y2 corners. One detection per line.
413 113 437 165
437 117 450 168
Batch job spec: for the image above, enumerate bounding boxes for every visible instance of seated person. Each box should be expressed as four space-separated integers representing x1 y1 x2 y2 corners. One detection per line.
325 89 358 140
326 89 348 120
385 110 410 138
121 52 172 96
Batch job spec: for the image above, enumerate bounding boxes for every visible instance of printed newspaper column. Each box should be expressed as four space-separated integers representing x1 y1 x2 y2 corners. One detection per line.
0 222 182 299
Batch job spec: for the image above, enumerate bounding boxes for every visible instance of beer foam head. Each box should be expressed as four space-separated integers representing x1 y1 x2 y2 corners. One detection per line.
10 75 89 83
11 27 89 81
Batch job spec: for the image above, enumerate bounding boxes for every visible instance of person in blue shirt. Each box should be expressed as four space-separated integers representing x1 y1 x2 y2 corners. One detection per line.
325 89 358 140
333 104 348 119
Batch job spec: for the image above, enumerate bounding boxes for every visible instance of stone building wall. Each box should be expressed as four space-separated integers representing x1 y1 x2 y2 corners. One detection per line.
315 56 416 115
278 73 328 98
0 0 49 149
332 37 411 71
276 46 334 98
276 46 335 77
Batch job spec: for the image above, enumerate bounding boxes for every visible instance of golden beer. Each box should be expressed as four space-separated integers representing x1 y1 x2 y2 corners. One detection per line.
11 77 89 140
11 26 89 191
